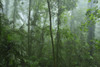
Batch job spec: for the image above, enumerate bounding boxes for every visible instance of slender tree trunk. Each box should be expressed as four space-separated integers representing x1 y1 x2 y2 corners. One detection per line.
28 0 31 57
70 10 74 33
0 0 3 13
30 1 40 56
56 0 61 67
0 0 2 35
38 14 47 58
13 0 17 29
5 0 9 16
47 0 56 67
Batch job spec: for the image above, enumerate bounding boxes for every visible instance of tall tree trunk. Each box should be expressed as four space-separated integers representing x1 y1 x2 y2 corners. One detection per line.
38 13 47 58
13 0 17 29
0 0 2 35
5 0 9 16
0 0 3 13
28 0 31 57
70 10 74 33
47 0 56 67
56 0 61 67
30 1 40 56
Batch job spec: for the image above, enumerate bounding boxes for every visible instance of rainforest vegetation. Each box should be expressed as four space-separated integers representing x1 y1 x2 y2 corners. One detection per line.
0 0 100 67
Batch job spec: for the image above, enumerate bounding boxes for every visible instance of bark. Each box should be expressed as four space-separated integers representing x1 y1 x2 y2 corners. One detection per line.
47 0 56 67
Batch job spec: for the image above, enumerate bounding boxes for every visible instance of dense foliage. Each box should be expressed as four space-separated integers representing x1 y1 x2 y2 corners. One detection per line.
0 0 100 67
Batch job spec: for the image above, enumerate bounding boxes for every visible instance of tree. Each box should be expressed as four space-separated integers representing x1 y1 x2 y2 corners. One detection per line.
5 0 9 16
0 0 3 13
47 0 56 67
28 0 31 57
86 0 98 66
56 0 62 67
87 0 98 56
56 0 77 66
13 0 17 29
